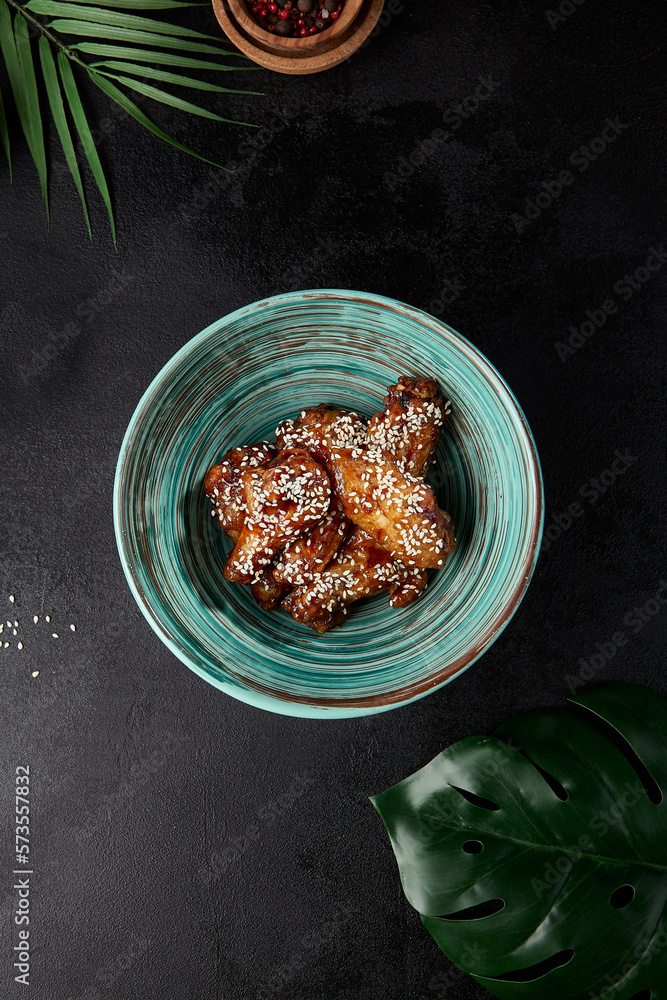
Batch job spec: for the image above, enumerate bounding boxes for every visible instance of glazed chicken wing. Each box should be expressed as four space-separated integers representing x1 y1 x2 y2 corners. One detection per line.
366 375 449 477
204 443 288 610
273 405 365 577
329 447 454 570
281 527 402 633
248 569 286 611
273 495 349 588
388 567 430 608
224 449 331 585
205 443 275 534
275 404 366 469
365 375 453 605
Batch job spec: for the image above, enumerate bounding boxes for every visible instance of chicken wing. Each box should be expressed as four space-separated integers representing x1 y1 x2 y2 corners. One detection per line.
275 404 366 469
281 527 402 632
224 449 331 585
329 447 454 570
248 569 286 612
366 375 449 478
273 495 349 588
205 443 275 534
274 404 364 575
388 567 429 608
365 375 453 605
204 443 287 610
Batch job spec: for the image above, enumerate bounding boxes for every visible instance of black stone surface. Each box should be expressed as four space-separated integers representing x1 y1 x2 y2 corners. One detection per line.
1 1 666 998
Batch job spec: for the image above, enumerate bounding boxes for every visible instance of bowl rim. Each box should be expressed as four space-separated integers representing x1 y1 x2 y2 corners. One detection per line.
114 289 545 719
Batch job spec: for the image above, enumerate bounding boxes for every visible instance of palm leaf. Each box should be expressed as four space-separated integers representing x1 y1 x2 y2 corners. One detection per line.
76 42 253 70
49 20 233 55
58 53 116 245
95 70 255 124
0 2 48 215
371 682 667 1000
0 84 10 179
14 11 48 212
87 68 230 170
38 36 91 237
27 2 226 40
30 0 208 8
1 0 258 239
91 60 261 93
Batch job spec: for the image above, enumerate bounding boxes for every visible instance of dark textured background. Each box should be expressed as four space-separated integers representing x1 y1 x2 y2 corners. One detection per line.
1 1 666 997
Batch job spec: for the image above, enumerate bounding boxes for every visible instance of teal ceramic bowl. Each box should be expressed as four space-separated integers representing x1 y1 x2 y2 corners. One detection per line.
114 290 544 719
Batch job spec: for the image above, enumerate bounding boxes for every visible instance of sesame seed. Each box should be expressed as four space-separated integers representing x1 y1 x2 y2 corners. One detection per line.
3 642 8 648
17 642 23 650
70 624 76 632
12 629 17 636
46 616 50 623
52 633 59 639
33 616 38 624
32 671 39 677
9 595 15 603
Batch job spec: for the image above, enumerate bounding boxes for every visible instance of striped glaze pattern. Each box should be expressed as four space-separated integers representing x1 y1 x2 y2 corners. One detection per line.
113 290 544 718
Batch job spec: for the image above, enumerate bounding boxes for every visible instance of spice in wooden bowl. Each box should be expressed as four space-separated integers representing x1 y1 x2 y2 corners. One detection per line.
248 0 347 38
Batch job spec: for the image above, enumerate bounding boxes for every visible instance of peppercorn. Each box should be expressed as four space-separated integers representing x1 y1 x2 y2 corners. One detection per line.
244 0 345 36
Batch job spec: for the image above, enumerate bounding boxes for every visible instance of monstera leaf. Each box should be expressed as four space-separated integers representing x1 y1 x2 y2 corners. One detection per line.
371 683 667 1000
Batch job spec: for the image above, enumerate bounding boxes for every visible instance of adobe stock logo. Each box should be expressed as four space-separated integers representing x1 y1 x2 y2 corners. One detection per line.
544 0 590 31
555 246 666 362
565 579 667 695
540 450 638 554
511 118 629 233
384 74 501 193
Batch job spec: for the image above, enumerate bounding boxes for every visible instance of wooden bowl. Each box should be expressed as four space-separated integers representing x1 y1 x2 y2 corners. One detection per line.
212 0 386 74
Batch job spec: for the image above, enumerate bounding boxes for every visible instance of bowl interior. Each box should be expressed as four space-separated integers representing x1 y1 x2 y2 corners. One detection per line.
114 291 543 718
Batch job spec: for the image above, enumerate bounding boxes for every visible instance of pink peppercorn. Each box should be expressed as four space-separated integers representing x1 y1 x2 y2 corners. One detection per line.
246 0 346 35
